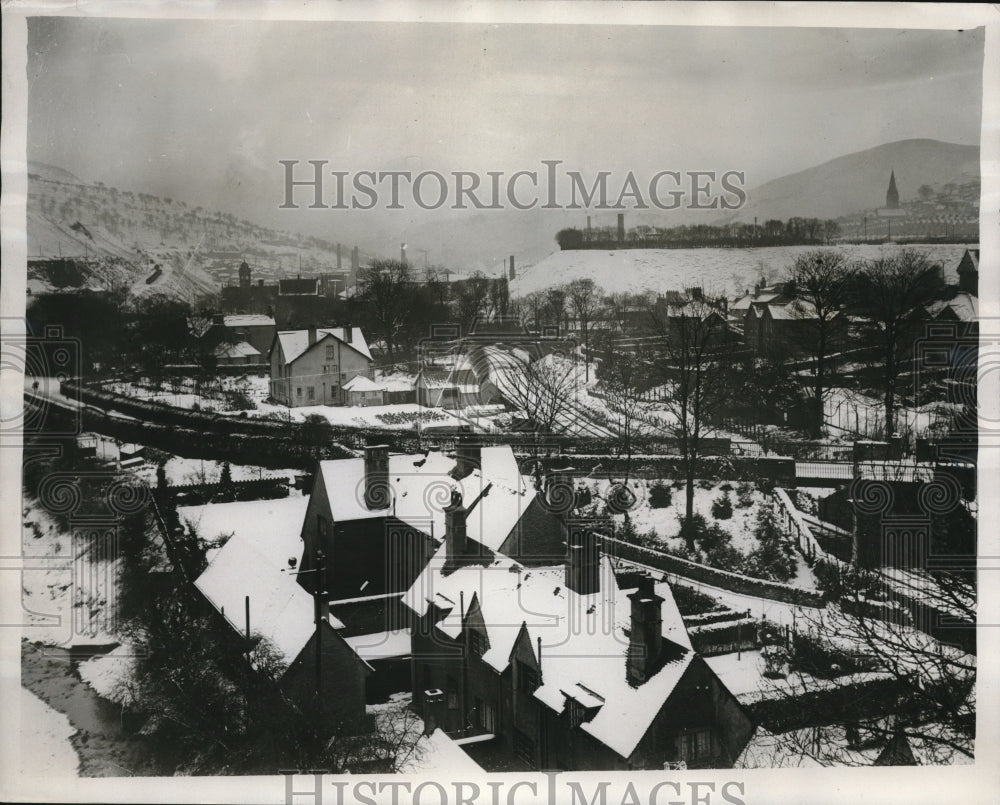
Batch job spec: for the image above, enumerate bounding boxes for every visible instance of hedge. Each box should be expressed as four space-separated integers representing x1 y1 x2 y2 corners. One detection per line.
605 536 825 607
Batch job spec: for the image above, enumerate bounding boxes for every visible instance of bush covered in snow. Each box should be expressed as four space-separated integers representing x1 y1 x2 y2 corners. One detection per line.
648 480 673 509
736 481 755 508
711 490 734 520
741 508 797 583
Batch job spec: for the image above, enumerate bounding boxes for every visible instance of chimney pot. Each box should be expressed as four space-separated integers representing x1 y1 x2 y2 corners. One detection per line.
627 574 664 686
565 524 600 596
363 444 390 510
445 488 468 567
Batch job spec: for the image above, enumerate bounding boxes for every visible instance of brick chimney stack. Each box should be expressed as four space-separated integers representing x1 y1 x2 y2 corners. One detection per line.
626 574 664 686
444 488 468 568
454 434 481 480
565 524 600 596
307 325 317 346
363 444 390 510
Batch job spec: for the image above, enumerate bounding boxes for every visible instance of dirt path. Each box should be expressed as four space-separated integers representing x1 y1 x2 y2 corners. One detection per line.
20 641 167 777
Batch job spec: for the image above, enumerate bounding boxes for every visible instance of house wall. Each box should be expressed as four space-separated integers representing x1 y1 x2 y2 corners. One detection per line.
281 621 371 728
629 657 753 770
273 335 373 407
299 475 434 600
348 389 385 407
269 339 292 404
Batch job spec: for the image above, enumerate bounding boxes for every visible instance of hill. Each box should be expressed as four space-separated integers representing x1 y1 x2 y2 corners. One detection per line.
26 168 373 303
726 139 979 224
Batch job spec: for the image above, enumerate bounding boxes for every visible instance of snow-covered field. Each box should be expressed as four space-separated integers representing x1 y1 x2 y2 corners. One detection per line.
589 478 768 554
510 244 970 298
104 376 475 431
17 687 80 778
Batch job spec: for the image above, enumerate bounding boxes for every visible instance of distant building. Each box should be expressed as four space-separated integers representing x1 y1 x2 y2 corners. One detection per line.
269 326 373 406
342 374 386 407
886 170 900 210
956 248 979 296
415 356 491 409
189 313 276 364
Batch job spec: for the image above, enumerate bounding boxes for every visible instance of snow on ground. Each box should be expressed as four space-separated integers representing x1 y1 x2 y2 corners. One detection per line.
103 376 473 432
510 244 969 298
18 687 80 778
20 497 118 646
127 454 299 487
588 478 769 554
78 644 137 705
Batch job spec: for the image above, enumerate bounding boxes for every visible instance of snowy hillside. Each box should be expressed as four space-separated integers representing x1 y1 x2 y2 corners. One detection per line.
26 164 372 302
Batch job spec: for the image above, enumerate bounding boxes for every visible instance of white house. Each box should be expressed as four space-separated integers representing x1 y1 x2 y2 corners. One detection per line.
269 326 373 407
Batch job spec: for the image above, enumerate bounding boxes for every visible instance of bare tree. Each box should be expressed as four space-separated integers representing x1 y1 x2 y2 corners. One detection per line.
756 564 975 766
597 347 646 483
785 250 851 437
648 300 735 529
567 278 601 381
453 271 492 333
850 250 946 439
491 347 579 435
356 259 412 358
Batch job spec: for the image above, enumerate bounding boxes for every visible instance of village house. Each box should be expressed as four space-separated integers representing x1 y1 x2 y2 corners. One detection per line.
269 325 373 406
297 441 568 606
188 312 276 365
189 496 373 726
402 521 754 771
415 355 499 409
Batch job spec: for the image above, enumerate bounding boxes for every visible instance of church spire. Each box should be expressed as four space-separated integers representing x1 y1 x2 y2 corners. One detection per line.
886 170 899 210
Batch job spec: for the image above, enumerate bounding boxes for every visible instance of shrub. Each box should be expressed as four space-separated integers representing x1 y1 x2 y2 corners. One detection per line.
711 490 733 520
697 478 714 490
649 480 673 509
741 508 797 583
672 584 725 616
736 481 755 508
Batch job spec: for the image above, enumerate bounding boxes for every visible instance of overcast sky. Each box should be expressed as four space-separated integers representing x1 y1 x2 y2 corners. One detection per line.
27 17 984 242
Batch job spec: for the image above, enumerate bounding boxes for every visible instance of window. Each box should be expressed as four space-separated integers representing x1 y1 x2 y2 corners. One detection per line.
326 345 336 360
446 676 458 710
482 701 497 733
307 386 315 401
317 515 328 540
296 387 302 398
468 629 485 658
518 662 538 694
677 728 713 761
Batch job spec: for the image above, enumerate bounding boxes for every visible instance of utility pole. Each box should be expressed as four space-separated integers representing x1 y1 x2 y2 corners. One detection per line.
313 550 326 706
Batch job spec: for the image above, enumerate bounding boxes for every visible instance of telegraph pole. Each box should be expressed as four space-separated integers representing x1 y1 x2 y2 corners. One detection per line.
313 550 326 705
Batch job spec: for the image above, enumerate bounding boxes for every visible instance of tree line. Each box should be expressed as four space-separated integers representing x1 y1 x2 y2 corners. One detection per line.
557 216 842 250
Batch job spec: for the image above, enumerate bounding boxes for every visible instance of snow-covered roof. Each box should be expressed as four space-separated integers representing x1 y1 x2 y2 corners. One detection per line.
194 532 344 673
224 314 275 328
398 729 485 775
402 550 694 760
316 446 534 552
275 327 373 363
344 628 412 660
926 292 978 322
178 496 308 567
342 375 385 393
188 496 339 671
214 341 261 359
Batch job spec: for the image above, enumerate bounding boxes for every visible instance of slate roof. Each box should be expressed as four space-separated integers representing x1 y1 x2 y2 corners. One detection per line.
402 550 695 760
274 327 373 363
315 445 533 552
